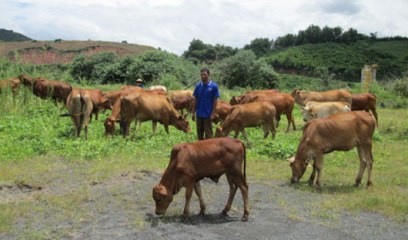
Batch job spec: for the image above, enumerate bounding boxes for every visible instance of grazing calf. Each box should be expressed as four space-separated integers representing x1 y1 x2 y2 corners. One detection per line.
215 101 276 142
289 111 376 187
152 137 249 221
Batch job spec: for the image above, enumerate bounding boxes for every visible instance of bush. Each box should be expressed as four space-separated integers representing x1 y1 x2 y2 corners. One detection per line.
216 50 279 89
391 76 408 97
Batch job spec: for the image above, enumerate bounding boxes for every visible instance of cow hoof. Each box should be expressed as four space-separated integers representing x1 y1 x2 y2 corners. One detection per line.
241 215 248 222
221 210 229 217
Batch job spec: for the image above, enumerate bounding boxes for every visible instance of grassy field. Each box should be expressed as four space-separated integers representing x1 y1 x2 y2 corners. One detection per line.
0 85 407 234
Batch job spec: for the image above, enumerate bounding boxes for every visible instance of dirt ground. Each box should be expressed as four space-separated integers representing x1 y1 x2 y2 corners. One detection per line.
1 170 407 240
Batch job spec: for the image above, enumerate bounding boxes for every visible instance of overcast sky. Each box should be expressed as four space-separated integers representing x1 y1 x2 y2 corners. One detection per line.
1 0 407 55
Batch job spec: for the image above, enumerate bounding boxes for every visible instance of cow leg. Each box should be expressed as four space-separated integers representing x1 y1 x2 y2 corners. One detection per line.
355 145 373 187
355 146 367 187
152 121 158 135
164 123 170 134
365 146 374 187
240 129 250 143
222 175 238 217
262 123 269 138
269 118 276 139
194 182 206 215
308 164 317 186
183 183 195 217
314 154 324 187
84 125 88 140
371 108 379 127
121 119 132 137
288 112 296 131
222 174 249 221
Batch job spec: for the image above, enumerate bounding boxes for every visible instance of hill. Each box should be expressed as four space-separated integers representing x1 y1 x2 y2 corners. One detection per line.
0 39 156 65
264 40 408 81
0 28 32 42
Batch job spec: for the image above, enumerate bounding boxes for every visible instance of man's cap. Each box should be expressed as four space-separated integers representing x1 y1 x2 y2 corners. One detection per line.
136 79 143 83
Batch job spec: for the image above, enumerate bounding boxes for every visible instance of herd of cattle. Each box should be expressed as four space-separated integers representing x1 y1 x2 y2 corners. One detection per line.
1 74 379 221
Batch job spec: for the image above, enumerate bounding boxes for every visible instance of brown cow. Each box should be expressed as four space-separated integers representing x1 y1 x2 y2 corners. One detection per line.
120 92 191 136
291 89 352 106
103 88 167 135
288 111 376 187
232 93 296 132
0 77 20 94
351 93 378 126
229 89 279 105
215 101 276 142
167 90 194 115
152 137 249 221
63 88 93 140
83 89 111 121
19 74 72 103
211 100 232 124
301 101 351 122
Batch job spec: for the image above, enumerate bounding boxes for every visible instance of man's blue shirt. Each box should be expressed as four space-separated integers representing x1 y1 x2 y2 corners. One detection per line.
193 80 220 118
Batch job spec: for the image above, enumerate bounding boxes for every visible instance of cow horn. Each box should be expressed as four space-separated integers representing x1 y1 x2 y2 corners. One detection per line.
287 156 295 163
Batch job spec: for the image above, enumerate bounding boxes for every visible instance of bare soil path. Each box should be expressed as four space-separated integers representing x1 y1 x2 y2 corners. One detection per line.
1 170 407 240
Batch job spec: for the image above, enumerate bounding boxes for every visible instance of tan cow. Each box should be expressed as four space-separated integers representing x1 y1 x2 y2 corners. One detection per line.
232 93 296 132
19 74 72 104
301 101 351 122
288 111 376 187
103 88 166 135
63 88 93 140
351 93 378 126
0 77 20 94
211 100 232 124
152 137 249 221
167 90 194 116
291 89 352 106
215 101 276 142
120 92 191 137
83 89 111 121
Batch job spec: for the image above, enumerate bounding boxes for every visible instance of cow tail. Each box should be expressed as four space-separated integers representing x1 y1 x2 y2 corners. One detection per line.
242 141 247 182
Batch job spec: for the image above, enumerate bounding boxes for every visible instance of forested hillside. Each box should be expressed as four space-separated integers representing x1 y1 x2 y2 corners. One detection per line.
264 40 408 82
0 28 31 42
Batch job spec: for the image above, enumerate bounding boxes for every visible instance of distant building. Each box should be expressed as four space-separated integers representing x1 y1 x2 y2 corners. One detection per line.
361 64 378 92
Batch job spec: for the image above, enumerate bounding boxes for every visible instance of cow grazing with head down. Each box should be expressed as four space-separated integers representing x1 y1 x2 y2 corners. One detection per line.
215 101 276 142
291 89 352 106
19 74 72 104
301 101 351 122
351 93 378 126
289 111 376 187
152 137 249 221
120 92 191 137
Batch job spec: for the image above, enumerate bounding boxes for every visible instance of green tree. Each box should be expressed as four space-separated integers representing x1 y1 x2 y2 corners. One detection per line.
216 50 279 89
244 38 273 58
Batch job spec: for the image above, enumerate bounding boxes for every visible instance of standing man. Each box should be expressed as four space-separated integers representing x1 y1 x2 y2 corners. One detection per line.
192 67 220 140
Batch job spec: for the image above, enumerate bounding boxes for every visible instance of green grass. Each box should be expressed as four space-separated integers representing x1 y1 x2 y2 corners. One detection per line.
0 85 407 234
